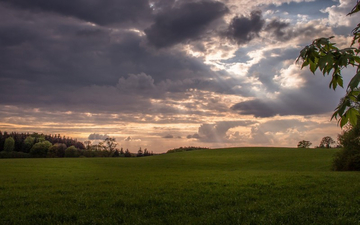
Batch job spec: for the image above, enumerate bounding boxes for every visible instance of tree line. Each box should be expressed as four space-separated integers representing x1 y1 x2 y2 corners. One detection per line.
0 131 153 158
297 136 338 149
166 146 209 153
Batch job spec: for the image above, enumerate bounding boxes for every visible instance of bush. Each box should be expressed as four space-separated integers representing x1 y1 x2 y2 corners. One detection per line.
82 150 96 157
347 154 360 171
333 122 360 171
333 149 360 171
0 151 31 158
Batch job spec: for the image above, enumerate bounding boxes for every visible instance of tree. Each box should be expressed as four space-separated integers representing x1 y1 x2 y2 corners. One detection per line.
104 138 117 152
113 149 120 157
84 140 92 150
144 148 150 156
297 2 360 127
65 146 79 157
120 147 124 155
23 136 35 153
30 141 52 157
47 143 67 158
4 137 15 152
137 147 143 157
319 136 335 148
297 140 312 148
124 149 132 157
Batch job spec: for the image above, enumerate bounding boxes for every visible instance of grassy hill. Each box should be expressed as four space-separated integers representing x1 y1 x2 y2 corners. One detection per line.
0 147 359 224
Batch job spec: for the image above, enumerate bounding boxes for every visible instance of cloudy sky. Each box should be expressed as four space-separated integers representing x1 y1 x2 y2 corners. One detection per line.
0 0 358 152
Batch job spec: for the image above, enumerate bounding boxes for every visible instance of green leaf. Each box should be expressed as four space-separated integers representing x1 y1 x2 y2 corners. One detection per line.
318 56 327 71
340 115 349 127
347 108 359 126
309 61 317 74
354 56 360 64
338 75 344 88
301 60 309 68
348 71 360 90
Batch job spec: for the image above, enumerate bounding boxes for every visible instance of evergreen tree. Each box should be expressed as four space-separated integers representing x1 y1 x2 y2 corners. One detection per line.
124 149 132 157
137 147 143 157
113 149 120 157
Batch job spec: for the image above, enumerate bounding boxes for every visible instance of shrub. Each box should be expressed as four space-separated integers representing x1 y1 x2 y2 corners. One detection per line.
0 151 31 158
347 154 360 171
333 122 360 171
82 150 96 157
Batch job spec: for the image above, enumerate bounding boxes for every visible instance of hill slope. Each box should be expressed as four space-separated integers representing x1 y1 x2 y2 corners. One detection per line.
0 147 359 224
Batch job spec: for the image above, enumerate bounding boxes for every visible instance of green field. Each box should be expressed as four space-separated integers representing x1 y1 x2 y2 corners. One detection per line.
0 147 359 224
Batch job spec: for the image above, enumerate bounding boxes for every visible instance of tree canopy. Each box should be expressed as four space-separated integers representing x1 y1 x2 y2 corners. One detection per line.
297 140 312 148
319 136 335 149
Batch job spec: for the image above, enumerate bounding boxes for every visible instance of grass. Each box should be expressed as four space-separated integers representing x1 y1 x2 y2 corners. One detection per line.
0 147 359 224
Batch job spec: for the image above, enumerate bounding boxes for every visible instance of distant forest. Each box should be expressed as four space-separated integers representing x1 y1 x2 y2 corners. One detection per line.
0 131 85 152
0 131 152 158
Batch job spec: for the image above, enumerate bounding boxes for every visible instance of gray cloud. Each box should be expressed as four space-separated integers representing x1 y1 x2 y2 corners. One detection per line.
0 3 236 115
247 119 334 146
117 73 157 94
188 121 255 143
163 134 174 138
187 133 201 139
226 10 265 44
230 71 348 118
88 133 109 140
145 0 229 48
264 19 290 40
264 19 327 42
124 136 141 142
0 0 152 27
124 137 132 141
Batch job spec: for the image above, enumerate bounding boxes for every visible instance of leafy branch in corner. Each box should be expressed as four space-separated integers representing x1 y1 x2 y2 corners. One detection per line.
297 1 360 127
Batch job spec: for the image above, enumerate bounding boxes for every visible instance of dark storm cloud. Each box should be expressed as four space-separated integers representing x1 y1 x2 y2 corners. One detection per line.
264 19 325 42
145 0 229 48
226 10 265 44
149 0 176 11
0 0 152 26
264 19 290 40
0 2 238 114
0 26 36 47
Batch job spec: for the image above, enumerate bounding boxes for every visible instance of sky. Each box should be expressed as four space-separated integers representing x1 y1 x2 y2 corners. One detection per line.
0 0 358 153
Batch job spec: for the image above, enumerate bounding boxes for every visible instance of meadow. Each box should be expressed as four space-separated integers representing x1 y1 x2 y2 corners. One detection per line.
0 147 359 224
